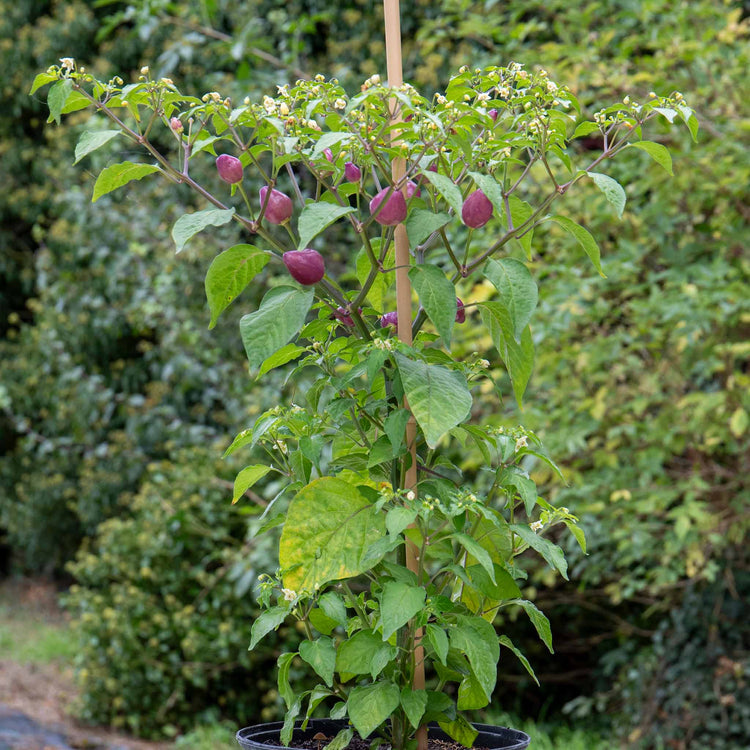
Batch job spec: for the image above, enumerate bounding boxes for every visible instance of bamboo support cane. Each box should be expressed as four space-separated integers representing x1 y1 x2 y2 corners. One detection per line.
383 3 427 749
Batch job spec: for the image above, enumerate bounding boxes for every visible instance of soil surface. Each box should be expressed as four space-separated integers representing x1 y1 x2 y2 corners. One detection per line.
0 578 170 750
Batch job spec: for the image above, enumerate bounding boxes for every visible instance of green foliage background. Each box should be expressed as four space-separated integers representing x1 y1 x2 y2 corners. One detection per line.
1 0 747 746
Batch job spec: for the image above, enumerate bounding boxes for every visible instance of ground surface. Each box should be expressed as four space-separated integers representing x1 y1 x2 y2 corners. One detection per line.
0 578 170 750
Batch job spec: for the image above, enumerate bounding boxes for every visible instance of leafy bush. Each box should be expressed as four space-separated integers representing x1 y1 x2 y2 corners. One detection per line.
65 449 294 738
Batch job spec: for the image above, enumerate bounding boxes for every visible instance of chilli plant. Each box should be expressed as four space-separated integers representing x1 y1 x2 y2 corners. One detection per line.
32 47 695 750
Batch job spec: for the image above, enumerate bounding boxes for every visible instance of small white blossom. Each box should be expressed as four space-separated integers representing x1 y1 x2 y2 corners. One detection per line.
515 436 528 451
282 588 296 601
334 98 347 110
140 66 149 75
59 57 75 71
406 490 416 501
476 92 490 102
530 521 543 532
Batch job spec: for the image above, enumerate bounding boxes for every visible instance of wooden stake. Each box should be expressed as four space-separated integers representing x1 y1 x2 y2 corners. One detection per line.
383 4 427 749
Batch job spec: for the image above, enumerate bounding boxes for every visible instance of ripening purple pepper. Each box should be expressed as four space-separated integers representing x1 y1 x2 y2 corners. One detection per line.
380 311 399 331
282 249 325 285
370 188 407 226
455 298 466 324
216 154 243 184
344 162 362 183
462 189 493 228
259 186 293 224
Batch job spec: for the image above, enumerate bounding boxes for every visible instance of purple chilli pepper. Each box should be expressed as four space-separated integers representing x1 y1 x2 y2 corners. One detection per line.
216 154 243 184
259 186 293 224
282 249 325 285
455 298 466 324
461 189 493 229
370 187 407 226
344 162 362 183
380 311 399 331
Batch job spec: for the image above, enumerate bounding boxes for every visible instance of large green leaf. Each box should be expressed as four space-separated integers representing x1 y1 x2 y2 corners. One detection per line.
483 257 538 342
249 607 289 650
448 616 499 702
628 140 674 175
400 688 428 729
409 265 457 346
420 171 463 216
405 209 451 246
239 286 314 371
279 478 386 592
478 303 534 407
297 202 356 250
394 353 472 448
299 637 336 687
205 244 269 328
172 207 236 253
92 161 161 203
511 524 569 580
74 130 121 164
336 630 397 679
548 215 605 277
379 581 426 640
347 682 400 738
588 172 627 219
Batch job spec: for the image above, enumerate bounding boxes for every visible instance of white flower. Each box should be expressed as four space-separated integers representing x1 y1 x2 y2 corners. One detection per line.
406 490 415 501
140 66 149 75
334 98 347 110
59 58 75 71
515 436 528 451
530 521 543 532
282 588 296 602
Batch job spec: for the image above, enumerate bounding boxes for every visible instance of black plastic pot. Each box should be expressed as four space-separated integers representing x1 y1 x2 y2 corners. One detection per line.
236 719 530 750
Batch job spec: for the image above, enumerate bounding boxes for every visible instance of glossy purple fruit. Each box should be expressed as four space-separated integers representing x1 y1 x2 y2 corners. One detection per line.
455 298 466 324
333 307 355 327
344 162 362 183
282 249 325 285
216 154 243 184
380 311 399 331
370 188 407 226
462 189 493 228
406 180 421 199
259 186 293 224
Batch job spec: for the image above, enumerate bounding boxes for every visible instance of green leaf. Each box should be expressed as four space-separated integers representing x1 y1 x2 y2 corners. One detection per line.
467 171 505 217
511 524 569 580
572 121 600 138
172 207 236 253
483 258 538 342
452 532 496 584
319 592 348 627
205 245 269 328
467 564 522 601
628 140 674 176
458 673 488 710
478 304 535 407
508 195 534 257
347 682 400 738
74 130 121 164
91 161 161 203
308 608 337 635
425 625 450 668
405 209 451 246
400 688 428 729
259 343 305 376
325 729 354 750
421 171 463 216
449 616 499 701
379 581 426 640
588 172 627 219
548 215 605 277
239 286 314 371
47 79 72 124
383 409 411 455
249 607 289 650
677 105 699 143
297 202 356 250
336 630 397 679
498 635 539 685
564 520 587 554
385 506 418 537
438 716 478 748
29 71 58 95
279 478 386 592
312 132 354 156
513 599 554 653
394 354 472 448
299 637 336 687
277 651 296 708
232 464 272 503
498 468 537 516
409 265 457 346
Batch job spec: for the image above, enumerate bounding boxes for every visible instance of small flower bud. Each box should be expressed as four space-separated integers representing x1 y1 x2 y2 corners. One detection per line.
344 162 361 183
323 147 334 163
488 108 499 122
170 117 183 134
461 189 493 228
216 154 243 184
259 186 293 224
282 249 325 285
370 188 407 226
